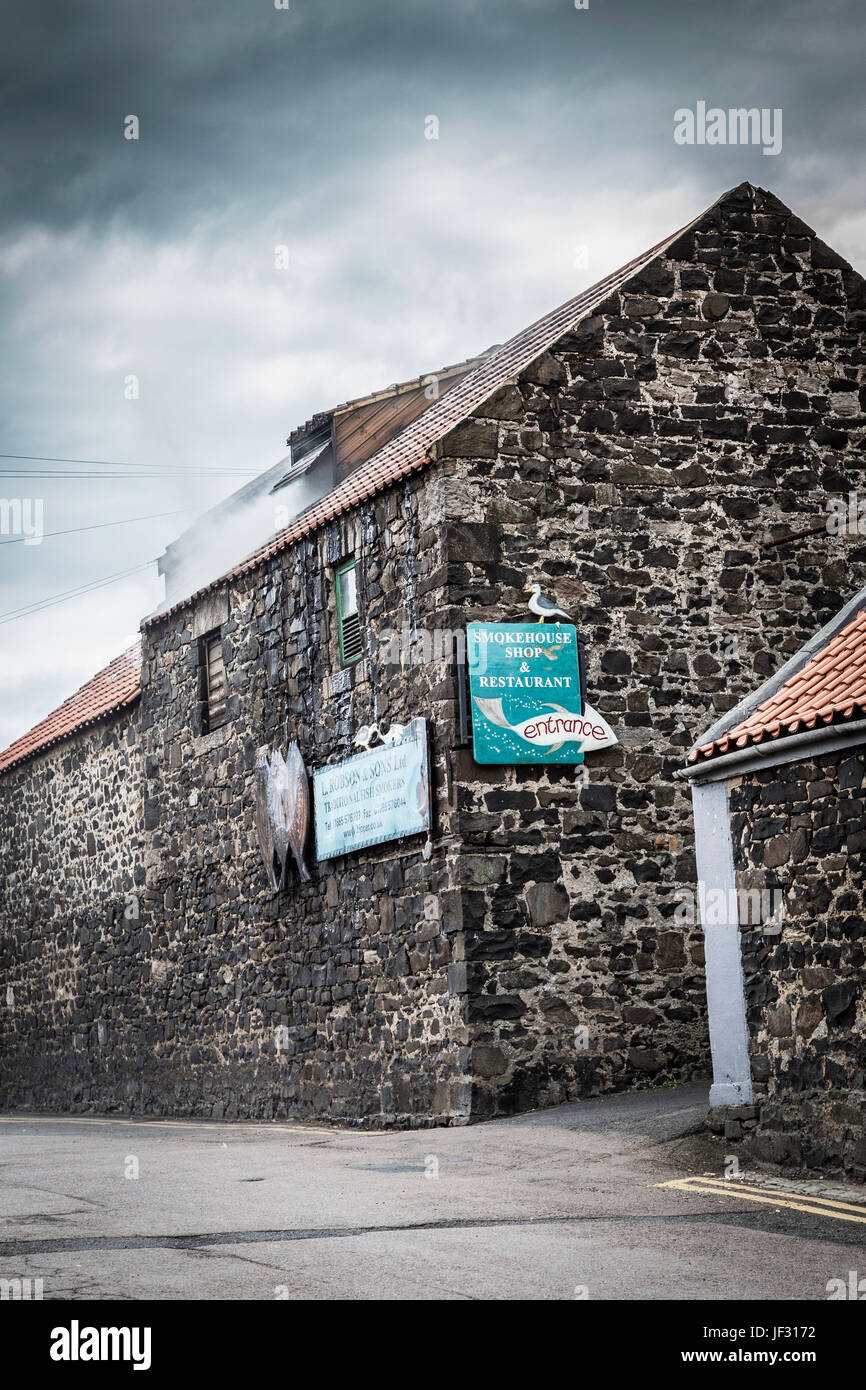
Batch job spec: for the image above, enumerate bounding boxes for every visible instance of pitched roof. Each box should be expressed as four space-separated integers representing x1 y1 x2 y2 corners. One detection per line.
144 199 708 628
0 640 142 775
689 608 866 764
287 349 494 446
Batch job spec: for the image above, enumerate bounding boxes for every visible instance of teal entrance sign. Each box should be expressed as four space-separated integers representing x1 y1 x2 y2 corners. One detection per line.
467 623 585 764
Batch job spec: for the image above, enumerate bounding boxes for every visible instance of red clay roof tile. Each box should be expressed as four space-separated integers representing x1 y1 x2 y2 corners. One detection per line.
6 195 725 772
689 608 866 764
0 640 142 775
143 218 693 630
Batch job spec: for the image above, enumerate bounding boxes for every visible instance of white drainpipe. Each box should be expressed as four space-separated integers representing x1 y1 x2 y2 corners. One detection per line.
681 719 866 1109
690 779 753 1106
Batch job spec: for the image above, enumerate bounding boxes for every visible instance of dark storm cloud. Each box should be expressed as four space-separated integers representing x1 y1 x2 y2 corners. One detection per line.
2 0 861 235
1 0 552 233
0 0 864 746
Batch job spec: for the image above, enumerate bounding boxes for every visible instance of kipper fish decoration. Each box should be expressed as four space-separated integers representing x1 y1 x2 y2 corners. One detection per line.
255 752 280 891
254 743 311 890
268 749 292 887
281 741 311 884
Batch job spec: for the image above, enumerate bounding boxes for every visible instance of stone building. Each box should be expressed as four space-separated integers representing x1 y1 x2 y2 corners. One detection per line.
682 589 866 1178
1 180 865 1126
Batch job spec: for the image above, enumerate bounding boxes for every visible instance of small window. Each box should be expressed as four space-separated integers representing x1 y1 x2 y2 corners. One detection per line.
203 629 228 730
335 560 362 666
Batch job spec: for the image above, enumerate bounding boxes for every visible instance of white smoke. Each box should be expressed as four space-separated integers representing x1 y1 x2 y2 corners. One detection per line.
159 456 333 609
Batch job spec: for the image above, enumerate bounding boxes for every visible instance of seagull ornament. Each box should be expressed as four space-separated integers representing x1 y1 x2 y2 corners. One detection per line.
524 583 571 622
379 723 407 747
353 724 380 752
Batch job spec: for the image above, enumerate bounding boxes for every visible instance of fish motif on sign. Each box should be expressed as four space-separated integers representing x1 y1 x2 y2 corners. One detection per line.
472 697 618 754
268 749 292 886
254 743 311 890
282 741 311 884
255 753 280 891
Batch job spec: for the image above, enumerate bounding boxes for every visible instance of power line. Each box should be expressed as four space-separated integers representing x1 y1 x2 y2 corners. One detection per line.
0 452 181 465
0 452 261 476
0 559 157 627
0 470 260 479
0 507 197 547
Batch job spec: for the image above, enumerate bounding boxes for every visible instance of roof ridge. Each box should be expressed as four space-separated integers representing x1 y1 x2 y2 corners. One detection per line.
144 193 725 630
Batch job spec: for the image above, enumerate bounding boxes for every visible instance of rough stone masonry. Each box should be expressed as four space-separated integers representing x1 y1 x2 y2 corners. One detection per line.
1 182 864 1125
722 748 866 1178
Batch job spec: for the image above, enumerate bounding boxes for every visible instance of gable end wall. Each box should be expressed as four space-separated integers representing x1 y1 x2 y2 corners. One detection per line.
434 182 866 1116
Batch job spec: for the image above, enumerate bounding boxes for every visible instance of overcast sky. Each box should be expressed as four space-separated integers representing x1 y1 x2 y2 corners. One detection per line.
0 0 864 748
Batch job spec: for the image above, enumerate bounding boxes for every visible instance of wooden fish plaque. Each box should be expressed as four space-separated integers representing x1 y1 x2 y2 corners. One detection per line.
255 752 280 891
254 743 311 890
282 741 311 883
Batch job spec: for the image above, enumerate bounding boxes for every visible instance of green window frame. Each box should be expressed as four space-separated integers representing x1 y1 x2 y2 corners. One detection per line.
335 559 363 666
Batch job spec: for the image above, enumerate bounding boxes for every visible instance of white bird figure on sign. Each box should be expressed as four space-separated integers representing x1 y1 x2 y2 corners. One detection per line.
524 582 571 622
353 724 380 752
379 723 407 747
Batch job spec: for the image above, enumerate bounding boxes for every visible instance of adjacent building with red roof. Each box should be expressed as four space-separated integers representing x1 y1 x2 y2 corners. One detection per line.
689 604 866 764
0 641 142 776
681 591 866 1177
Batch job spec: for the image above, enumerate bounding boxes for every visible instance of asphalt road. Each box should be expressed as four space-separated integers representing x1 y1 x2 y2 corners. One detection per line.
1 1083 864 1300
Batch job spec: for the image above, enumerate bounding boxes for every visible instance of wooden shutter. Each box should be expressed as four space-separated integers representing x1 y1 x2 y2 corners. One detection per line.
340 610 363 663
205 632 227 726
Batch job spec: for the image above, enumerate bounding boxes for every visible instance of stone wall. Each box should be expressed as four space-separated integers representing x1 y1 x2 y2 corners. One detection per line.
2 182 865 1129
127 482 472 1124
0 480 474 1123
0 712 144 1108
428 182 866 1118
729 748 866 1178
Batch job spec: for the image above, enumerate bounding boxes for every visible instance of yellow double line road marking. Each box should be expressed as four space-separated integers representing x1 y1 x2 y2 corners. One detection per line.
658 1176 866 1225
